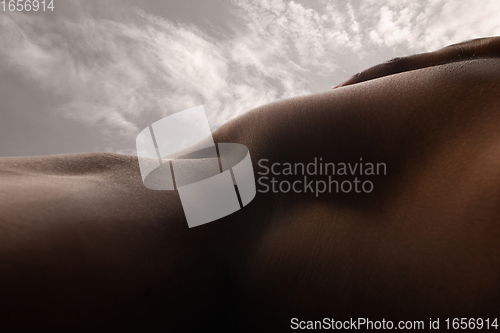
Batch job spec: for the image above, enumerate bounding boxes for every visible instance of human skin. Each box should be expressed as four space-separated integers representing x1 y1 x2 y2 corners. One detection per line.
0 37 499 331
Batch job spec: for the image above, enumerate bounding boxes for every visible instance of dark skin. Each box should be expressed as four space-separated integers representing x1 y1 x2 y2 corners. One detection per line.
0 37 499 332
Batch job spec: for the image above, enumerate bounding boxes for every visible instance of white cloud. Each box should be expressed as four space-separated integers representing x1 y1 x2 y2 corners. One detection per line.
233 0 364 71
0 3 312 144
362 0 500 52
0 0 499 154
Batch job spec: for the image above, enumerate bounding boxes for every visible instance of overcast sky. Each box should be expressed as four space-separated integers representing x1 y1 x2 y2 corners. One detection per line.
0 0 499 157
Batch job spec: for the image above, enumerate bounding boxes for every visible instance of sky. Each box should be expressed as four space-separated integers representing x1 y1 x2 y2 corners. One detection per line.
0 0 499 157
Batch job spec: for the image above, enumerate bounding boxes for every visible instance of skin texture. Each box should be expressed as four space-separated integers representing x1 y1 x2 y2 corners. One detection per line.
0 37 499 332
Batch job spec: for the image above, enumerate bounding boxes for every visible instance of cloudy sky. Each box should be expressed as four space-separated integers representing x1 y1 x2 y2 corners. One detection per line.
0 0 499 156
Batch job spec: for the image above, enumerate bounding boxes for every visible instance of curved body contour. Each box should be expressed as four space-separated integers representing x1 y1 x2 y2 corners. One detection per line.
0 37 500 331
